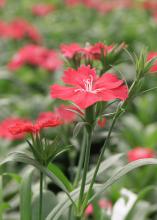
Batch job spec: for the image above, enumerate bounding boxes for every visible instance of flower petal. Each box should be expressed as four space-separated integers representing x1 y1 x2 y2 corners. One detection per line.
51 84 100 109
60 43 81 59
51 84 76 100
99 84 128 101
63 65 97 87
94 73 124 90
71 92 100 109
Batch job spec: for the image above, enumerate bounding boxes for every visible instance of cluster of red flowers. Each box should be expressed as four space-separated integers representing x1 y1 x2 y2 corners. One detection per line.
61 42 113 60
65 0 132 13
32 3 55 16
9 115 62 136
1 105 76 140
128 147 155 162
39 104 108 128
8 44 62 72
51 65 128 109
0 18 41 42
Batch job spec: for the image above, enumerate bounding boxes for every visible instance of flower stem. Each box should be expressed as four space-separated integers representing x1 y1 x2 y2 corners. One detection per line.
73 129 86 188
78 129 92 213
68 130 87 220
39 171 43 220
80 107 122 216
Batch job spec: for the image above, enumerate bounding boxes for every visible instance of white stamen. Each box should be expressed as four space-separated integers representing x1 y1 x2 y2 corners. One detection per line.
75 75 104 94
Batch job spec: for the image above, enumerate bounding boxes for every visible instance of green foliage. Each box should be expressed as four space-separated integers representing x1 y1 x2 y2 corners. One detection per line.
1 1 157 220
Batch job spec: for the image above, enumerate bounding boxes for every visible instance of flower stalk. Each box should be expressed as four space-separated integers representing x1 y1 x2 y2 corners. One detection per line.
39 171 44 220
75 104 96 217
80 106 122 216
78 129 92 214
73 129 87 188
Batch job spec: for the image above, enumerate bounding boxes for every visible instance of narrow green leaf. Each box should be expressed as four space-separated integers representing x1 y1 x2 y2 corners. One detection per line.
0 152 75 205
20 169 34 220
83 153 123 185
32 191 57 220
46 184 99 220
48 163 73 192
0 152 67 191
46 158 157 220
90 158 157 202
51 145 72 162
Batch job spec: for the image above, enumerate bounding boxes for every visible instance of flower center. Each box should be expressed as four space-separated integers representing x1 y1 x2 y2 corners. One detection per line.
83 75 93 92
75 75 104 94
74 75 96 93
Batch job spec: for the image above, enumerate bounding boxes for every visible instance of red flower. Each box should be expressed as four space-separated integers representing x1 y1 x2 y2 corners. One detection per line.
0 118 28 140
40 51 63 71
9 116 62 136
0 21 10 38
82 42 114 60
99 199 112 210
128 147 155 162
60 43 82 59
0 19 41 42
32 4 54 16
65 0 132 11
60 42 114 61
9 121 35 135
142 0 157 10
98 117 106 128
55 105 77 123
147 52 157 73
98 199 112 215
8 44 45 70
0 0 5 8
35 117 62 131
8 44 62 72
65 0 81 7
38 105 77 124
85 204 93 216
38 112 56 120
85 199 112 217
51 65 128 109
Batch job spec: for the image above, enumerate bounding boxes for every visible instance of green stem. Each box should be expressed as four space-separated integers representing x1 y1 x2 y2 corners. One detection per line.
69 130 87 220
78 129 92 212
39 172 43 220
81 108 122 216
73 130 86 188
